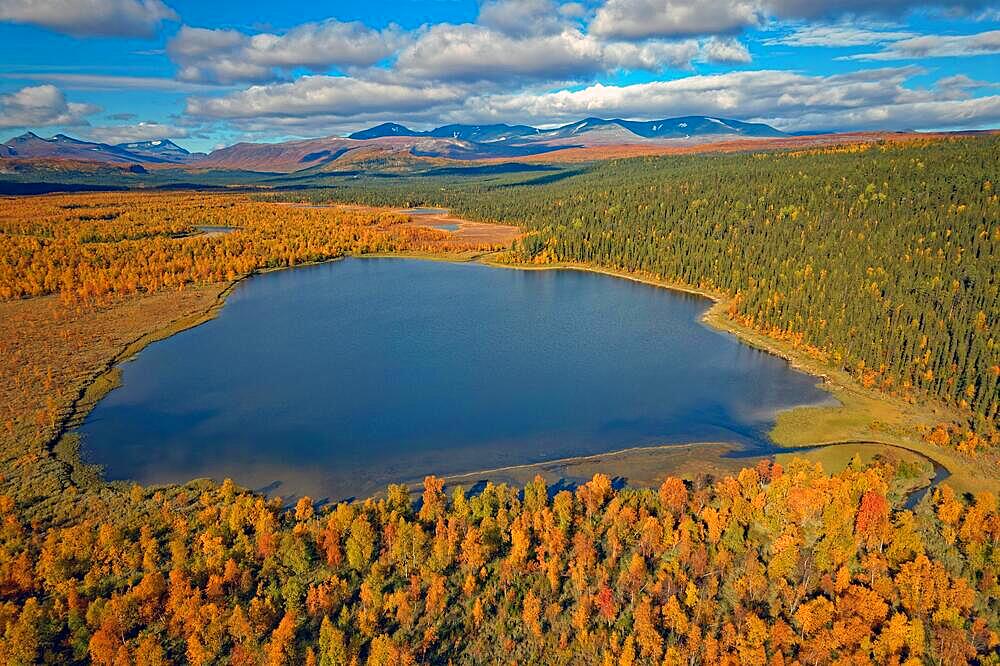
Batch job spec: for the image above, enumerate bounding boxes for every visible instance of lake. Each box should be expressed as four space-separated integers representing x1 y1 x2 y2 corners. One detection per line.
79 258 832 501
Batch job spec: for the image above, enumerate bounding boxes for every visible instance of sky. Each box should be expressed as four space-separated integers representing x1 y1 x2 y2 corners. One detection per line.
0 0 997 152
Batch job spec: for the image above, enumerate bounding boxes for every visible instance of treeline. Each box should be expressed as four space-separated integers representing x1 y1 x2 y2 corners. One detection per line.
1 460 998 664
0 193 454 303
291 137 1000 436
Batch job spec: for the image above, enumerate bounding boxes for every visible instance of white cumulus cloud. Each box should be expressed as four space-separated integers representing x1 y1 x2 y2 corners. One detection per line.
0 84 98 129
844 29 1000 59
0 0 176 37
764 24 917 46
185 75 466 120
168 21 405 84
84 121 189 145
591 0 762 39
766 0 992 20
395 24 709 82
588 0 996 39
700 37 753 62
478 0 575 36
457 66 1000 131
180 65 1000 135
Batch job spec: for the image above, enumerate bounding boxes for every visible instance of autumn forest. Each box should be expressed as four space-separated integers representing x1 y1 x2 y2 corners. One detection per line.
0 135 998 664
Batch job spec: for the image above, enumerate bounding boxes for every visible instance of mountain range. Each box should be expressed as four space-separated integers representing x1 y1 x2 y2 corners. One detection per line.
0 132 198 164
1 116 790 173
349 116 785 143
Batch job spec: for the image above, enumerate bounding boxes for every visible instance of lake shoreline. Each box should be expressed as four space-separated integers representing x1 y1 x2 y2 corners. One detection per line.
482 259 997 494
48 278 245 488
50 250 992 500
400 438 944 509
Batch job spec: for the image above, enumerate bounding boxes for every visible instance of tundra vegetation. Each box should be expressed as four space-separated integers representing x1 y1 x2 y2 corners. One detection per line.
0 136 998 664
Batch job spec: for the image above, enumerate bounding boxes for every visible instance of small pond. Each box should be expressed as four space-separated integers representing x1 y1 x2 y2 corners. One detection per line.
400 207 449 215
195 225 236 235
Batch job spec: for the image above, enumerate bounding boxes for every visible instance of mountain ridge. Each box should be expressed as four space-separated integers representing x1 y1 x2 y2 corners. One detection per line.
348 115 786 142
3 116 792 173
0 133 199 164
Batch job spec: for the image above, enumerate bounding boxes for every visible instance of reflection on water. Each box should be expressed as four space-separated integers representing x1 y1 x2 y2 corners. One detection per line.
400 207 449 215
195 225 236 235
80 258 832 501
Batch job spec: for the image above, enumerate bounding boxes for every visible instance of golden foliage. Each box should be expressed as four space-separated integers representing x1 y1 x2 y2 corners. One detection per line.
0 192 481 303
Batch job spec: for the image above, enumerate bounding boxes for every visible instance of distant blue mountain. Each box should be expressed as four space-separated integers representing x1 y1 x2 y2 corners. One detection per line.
348 123 424 140
424 124 541 142
349 116 787 143
349 122 542 142
3 116 791 172
618 116 785 138
116 139 191 161
1 132 198 163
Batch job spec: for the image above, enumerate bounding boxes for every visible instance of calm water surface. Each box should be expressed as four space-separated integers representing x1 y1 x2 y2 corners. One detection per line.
80 259 831 500
195 225 236 235
400 207 449 215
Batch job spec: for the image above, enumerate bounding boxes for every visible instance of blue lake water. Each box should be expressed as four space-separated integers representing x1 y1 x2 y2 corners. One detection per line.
79 258 832 501
400 207 449 215
195 225 236 235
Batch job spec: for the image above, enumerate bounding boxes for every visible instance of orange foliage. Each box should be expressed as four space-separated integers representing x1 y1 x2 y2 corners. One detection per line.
0 191 495 303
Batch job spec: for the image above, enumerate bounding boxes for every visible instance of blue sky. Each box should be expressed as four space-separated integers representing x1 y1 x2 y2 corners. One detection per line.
0 0 997 152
